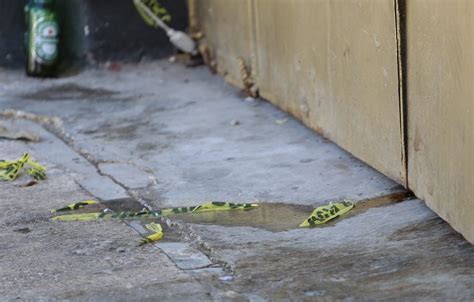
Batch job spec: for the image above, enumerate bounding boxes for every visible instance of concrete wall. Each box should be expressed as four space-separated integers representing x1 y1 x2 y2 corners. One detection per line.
197 0 255 87
0 0 188 69
406 0 474 243
254 0 404 184
196 0 405 183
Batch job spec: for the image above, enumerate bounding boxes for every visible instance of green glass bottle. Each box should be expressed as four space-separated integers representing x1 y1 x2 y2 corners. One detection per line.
26 0 59 77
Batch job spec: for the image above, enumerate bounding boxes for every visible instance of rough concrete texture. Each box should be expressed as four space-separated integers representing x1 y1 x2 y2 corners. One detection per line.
99 162 153 189
0 137 225 301
156 242 214 270
188 200 474 300
0 62 403 207
0 61 473 300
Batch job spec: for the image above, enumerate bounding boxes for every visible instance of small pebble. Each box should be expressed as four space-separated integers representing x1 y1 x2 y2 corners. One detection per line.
275 118 288 125
219 275 234 282
14 227 31 234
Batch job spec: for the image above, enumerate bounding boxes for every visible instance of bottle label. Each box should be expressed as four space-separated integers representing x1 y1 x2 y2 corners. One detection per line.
30 10 59 65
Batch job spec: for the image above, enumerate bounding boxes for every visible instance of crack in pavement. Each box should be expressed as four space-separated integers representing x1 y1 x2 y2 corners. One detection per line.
0 111 227 279
0 110 424 288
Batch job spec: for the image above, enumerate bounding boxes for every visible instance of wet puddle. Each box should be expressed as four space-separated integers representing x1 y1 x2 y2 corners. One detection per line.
91 198 311 232
64 192 412 233
167 203 313 232
57 198 146 215
21 83 117 101
165 192 413 232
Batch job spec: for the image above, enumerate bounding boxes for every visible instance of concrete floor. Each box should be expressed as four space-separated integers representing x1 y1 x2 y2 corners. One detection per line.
0 62 473 301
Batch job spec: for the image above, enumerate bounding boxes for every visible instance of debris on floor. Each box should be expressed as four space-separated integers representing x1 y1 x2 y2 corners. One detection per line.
0 153 46 181
14 227 32 234
0 125 40 142
299 200 354 227
104 61 122 72
187 201 258 213
140 222 164 245
51 209 159 221
51 201 258 222
16 180 38 187
219 276 234 282
50 201 257 246
275 118 288 125
244 96 256 102
51 200 98 213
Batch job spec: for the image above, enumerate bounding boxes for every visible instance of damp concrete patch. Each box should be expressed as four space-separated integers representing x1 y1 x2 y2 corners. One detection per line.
102 197 147 212
20 83 118 101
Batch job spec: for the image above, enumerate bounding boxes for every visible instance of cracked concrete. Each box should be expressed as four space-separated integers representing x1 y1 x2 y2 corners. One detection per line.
0 119 128 201
0 136 225 301
0 61 473 300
